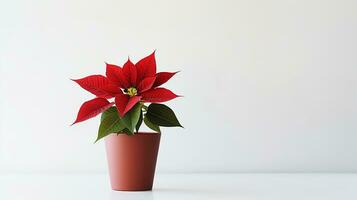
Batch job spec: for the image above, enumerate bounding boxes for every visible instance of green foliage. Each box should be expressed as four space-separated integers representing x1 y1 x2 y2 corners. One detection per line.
136 110 143 132
96 103 182 142
96 107 125 142
146 103 183 127
144 115 161 133
121 103 142 134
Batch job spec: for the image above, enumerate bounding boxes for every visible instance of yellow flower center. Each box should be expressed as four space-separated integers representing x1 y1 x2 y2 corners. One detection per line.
126 87 137 97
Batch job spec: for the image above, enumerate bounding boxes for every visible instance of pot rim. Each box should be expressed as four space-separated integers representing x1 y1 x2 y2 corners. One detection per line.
133 132 160 134
114 132 160 136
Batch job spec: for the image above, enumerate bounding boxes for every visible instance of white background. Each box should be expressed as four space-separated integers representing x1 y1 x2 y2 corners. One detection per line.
1 0 356 173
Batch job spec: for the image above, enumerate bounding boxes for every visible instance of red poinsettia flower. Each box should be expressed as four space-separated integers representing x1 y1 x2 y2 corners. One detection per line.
72 51 179 124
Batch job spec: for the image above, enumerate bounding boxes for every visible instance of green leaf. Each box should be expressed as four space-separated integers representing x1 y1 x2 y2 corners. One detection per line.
144 115 161 133
100 107 117 122
146 103 183 127
96 107 125 142
119 128 134 136
136 110 143 133
121 103 142 133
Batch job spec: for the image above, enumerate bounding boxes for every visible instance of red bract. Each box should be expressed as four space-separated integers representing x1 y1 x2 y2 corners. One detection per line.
72 51 179 124
71 75 120 98
72 98 114 125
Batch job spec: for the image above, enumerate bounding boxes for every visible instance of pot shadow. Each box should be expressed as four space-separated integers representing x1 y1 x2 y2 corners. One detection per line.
109 188 204 200
109 187 248 200
109 190 153 200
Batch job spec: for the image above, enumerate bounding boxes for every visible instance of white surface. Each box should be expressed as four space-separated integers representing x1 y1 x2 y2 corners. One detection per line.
1 0 357 173
1 173 357 200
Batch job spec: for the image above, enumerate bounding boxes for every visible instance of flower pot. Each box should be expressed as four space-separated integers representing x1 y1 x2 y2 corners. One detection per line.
105 132 161 191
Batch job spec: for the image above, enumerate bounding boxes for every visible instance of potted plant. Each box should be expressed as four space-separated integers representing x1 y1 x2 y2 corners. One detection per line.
71 51 183 191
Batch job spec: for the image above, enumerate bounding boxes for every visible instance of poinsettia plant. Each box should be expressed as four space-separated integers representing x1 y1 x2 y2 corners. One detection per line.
71 51 182 142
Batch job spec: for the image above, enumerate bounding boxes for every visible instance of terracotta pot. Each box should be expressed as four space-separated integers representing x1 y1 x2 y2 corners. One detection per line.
105 132 161 191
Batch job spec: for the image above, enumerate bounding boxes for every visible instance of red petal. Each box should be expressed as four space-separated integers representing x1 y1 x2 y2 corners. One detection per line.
72 75 120 98
115 94 142 117
141 88 179 103
72 98 114 125
135 51 156 85
137 76 156 93
105 63 121 84
153 71 178 87
122 58 137 87
105 63 130 88
101 84 123 97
